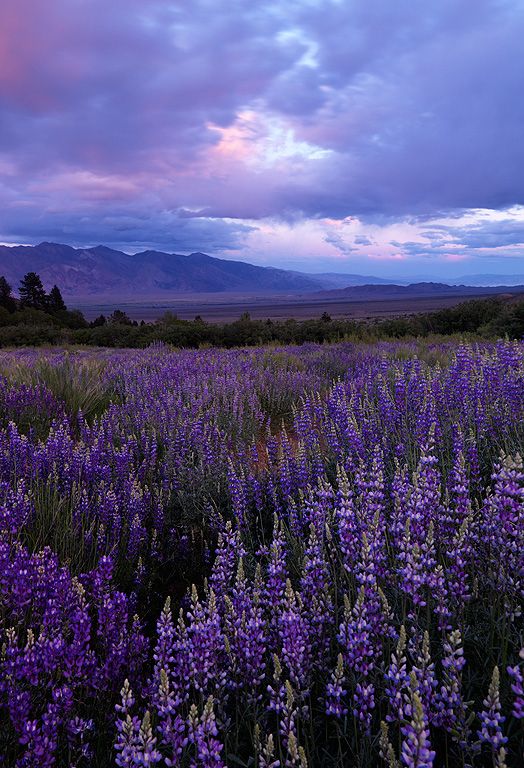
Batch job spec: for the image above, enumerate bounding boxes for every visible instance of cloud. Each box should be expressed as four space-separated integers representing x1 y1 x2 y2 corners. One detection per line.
354 235 373 246
0 0 523 274
442 218 524 249
323 232 356 256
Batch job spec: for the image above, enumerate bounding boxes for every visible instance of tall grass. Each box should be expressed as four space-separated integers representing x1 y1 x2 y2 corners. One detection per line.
8 353 119 422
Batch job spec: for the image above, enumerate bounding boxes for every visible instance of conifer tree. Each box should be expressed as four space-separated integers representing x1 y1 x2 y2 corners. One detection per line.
47 284 67 312
19 272 47 310
0 276 16 312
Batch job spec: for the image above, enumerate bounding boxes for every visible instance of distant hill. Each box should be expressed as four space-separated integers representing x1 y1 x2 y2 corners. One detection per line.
302 272 400 288
0 242 324 298
313 281 524 300
450 274 524 287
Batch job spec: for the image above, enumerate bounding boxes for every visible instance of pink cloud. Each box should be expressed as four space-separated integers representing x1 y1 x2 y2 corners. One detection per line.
443 253 468 262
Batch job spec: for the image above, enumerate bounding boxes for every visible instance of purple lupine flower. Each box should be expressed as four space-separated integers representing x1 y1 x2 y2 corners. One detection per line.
153 597 176 683
379 721 400 768
66 716 95 765
398 522 425 609
300 522 333 669
444 517 472 619
335 464 360 573
264 517 288 639
353 681 375 735
485 454 524 602
444 431 473 539
267 654 287 716
435 629 469 744
412 427 442 536
155 668 188 763
278 680 299 757
357 447 387 577
209 522 243 608
285 729 308 768
385 626 410 724
188 696 225 768
355 531 379 592
223 560 266 700
507 647 524 719
400 675 435 768
256 730 280 768
185 586 226 697
115 680 142 767
325 654 347 718
391 459 412 549
478 667 507 752
411 632 437 723
276 428 298 502
227 459 248 533
338 588 376 676
137 711 161 766
279 579 312 697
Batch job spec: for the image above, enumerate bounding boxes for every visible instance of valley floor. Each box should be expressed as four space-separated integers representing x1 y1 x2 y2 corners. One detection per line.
73 287 524 323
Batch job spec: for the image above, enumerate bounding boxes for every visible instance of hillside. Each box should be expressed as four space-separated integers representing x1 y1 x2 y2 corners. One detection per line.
0 242 323 297
2 243 523 301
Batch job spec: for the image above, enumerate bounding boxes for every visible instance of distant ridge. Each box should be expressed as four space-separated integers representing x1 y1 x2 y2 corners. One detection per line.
0 242 322 297
313 281 524 300
1 242 523 300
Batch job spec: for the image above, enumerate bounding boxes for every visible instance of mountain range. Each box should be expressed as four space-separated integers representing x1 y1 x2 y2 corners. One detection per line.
0 242 323 297
1 242 523 299
313 282 524 300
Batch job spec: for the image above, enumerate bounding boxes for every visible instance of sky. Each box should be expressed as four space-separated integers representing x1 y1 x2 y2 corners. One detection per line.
1 0 523 279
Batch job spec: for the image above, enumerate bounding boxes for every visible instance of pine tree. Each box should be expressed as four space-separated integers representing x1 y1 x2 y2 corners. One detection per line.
0 276 16 312
109 309 132 325
47 284 67 312
19 272 47 310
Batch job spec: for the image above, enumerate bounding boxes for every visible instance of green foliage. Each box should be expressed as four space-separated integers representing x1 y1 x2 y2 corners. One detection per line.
52 309 89 329
0 275 16 312
12 307 59 326
22 476 100 574
47 284 67 312
19 271 47 309
10 354 118 422
0 269 523 349
262 350 305 373
109 308 133 325
0 323 67 347
0 307 12 327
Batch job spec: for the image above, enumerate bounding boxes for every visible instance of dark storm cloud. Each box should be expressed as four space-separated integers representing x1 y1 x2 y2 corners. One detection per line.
0 0 523 265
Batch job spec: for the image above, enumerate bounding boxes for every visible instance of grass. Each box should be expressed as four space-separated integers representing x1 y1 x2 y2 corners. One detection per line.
7 353 120 423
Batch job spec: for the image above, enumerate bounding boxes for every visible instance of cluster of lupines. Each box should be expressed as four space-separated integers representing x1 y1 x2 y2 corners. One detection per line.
0 339 522 766
0 532 147 765
120 444 523 766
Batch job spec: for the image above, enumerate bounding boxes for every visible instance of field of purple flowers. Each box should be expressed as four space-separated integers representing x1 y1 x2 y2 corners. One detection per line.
0 339 523 767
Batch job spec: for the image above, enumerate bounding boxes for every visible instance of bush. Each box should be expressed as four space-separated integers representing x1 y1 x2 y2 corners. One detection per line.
0 323 67 347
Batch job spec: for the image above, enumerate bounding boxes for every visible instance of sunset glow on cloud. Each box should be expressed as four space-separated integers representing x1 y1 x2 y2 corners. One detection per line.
1 0 523 278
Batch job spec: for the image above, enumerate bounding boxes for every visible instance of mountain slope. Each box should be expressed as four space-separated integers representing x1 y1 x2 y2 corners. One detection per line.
0 242 323 297
3 243 521 300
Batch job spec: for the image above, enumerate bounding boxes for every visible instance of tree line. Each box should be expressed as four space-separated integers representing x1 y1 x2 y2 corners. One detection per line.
0 272 68 313
0 272 523 347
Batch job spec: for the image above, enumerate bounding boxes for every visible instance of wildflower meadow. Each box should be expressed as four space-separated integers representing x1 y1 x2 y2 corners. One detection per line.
0 339 522 767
